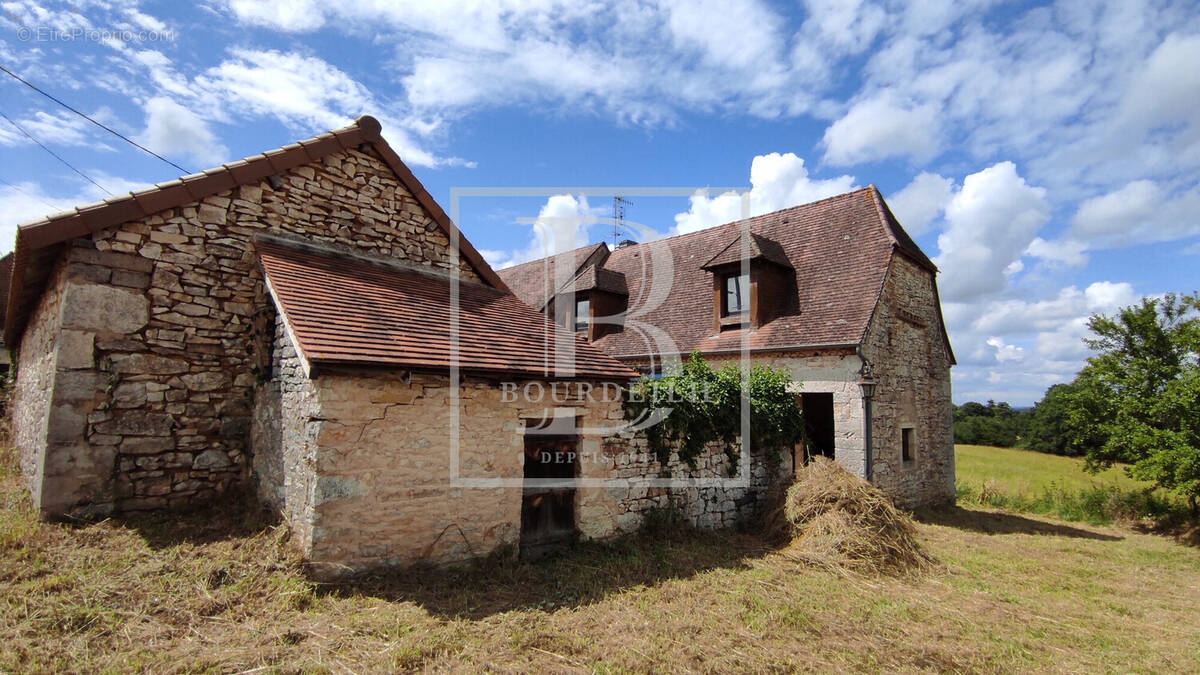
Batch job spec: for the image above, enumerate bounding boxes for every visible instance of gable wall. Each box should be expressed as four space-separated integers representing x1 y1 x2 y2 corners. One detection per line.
18 143 482 517
861 253 955 507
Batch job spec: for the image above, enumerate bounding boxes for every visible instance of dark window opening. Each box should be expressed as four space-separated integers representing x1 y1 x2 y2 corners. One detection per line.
573 296 590 333
721 272 748 317
800 393 835 463
521 434 578 559
901 427 915 463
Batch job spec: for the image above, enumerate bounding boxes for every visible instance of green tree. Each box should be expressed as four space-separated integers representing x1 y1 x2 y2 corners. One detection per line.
1026 382 1090 455
1069 293 1200 514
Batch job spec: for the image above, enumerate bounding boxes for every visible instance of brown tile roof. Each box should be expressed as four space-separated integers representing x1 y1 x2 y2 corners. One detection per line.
560 265 628 296
503 186 953 362
497 242 608 310
3 116 508 348
701 232 792 270
258 239 637 380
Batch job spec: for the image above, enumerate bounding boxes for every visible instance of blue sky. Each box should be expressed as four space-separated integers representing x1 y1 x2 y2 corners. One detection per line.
1 0 1197 405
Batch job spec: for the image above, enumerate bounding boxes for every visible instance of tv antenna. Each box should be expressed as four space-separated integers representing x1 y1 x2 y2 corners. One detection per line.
613 195 632 247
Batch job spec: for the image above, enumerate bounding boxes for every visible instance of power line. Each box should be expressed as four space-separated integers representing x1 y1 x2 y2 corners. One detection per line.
0 175 68 211
0 111 112 195
0 63 191 174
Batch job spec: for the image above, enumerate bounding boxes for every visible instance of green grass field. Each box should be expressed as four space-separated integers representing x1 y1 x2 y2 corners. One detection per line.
954 444 1186 527
955 444 1150 496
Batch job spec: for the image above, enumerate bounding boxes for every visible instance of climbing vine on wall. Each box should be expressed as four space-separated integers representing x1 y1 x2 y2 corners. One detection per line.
624 352 805 474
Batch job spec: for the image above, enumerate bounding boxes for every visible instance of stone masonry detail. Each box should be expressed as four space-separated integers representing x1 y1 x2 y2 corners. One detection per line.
15 143 483 516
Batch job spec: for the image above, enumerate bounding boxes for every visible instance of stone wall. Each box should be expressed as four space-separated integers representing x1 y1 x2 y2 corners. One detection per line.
255 350 788 574
11 260 68 511
863 253 955 508
250 313 320 550
19 142 485 517
579 435 789 536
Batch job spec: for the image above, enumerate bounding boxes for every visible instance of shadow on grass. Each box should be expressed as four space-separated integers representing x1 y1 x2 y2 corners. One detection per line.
117 487 281 549
915 505 1123 541
316 526 777 620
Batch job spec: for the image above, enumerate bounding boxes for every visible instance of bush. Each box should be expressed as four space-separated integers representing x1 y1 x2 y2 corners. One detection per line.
956 480 1182 527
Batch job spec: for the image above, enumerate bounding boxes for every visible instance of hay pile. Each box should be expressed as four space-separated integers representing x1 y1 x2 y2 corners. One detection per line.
770 457 937 576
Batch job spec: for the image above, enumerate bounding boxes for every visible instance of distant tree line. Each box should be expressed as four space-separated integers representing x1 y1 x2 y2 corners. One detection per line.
956 292 1199 514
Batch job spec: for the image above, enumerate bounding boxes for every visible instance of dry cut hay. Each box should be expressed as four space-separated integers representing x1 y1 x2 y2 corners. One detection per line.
771 457 938 576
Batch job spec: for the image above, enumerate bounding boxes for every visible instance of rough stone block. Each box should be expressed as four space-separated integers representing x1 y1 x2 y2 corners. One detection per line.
110 353 189 375
60 282 150 334
56 330 95 370
95 411 174 436
193 449 232 470
111 269 151 289
121 436 176 455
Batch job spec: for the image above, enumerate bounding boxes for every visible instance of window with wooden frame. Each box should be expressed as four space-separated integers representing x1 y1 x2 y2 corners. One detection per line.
573 295 590 333
721 272 749 318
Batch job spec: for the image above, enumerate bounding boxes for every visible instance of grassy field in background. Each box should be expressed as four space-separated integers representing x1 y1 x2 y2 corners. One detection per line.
954 444 1187 528
955 444 1151 496
2 447 1199 671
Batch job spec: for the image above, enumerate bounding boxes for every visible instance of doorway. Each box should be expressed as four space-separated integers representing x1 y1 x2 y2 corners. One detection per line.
520 434 579 559
800 393 836 463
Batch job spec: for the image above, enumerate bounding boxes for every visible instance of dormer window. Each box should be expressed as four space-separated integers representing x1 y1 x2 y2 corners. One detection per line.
721 272 748 317
573 296 590 332
702 232 795 333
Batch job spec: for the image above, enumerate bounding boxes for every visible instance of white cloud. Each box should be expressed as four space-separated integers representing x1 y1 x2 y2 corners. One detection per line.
137 97 228 168
799 0 886 56
0 173 153 254
223 0 821 124
499 194 602 269
0 110 113 150
673 152 856 234
1027 179 1200 265
194 49 464 168
985 337 1024 363
934 161 1049 302
821 92 941 166
944 280 1141 404
225 0 326 32
887 172 953 235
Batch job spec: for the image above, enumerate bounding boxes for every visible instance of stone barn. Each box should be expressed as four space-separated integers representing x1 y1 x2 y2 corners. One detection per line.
2 117 796 573
499 186 958 508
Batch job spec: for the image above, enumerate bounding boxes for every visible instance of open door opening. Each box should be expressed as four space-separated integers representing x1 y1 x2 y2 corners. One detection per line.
800 393 836 464
520 434 578 559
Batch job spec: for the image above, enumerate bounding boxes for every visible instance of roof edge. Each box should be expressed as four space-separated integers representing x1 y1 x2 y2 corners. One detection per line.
5 115 508 347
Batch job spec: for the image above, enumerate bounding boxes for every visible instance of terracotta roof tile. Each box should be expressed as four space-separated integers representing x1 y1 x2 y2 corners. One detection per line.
497 243 609 310
501 186 951 360
701 232 792 270
258 240 636 380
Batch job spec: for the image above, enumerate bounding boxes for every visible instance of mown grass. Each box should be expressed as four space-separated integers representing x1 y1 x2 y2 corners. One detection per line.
2 446 1199 672
955 444 1192 529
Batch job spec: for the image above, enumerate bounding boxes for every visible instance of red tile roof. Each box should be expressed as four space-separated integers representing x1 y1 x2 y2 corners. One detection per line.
4 116 508 348
258 240 637 380
497 242 609 310
701 232 793 270
500 186 954 362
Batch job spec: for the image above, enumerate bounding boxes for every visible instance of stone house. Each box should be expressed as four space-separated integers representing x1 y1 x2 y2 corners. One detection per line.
499 186 958 508
2 117 791 573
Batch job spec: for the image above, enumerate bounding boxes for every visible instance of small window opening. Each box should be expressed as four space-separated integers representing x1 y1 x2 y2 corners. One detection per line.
573 296 590 333
901 427 915 463
722 272 748 317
